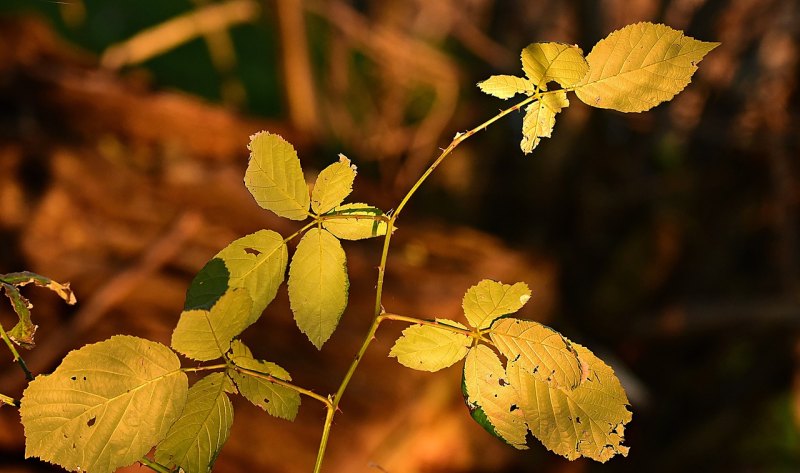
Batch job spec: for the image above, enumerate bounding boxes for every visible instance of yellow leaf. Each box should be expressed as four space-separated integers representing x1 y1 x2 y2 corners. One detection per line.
506 343 631 462
489 318 584 389
288 228 348 348
227 340 300 420
311 154 357 215
245 131 310 220
321 203 389 240
463 345 528 449
575 22 719 112
462 280 531 329
477 75 534 99
521 90 569 153
389 320 471 372
521 42 588 90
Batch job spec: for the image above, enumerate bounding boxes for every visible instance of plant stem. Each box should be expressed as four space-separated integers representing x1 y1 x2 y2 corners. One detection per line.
139 456 172 473
0 322 32 381
311 95 535 471
229 364 333 409
0 392 17 407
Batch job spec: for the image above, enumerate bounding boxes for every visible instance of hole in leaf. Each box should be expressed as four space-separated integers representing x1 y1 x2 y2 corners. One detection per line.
510 404 519 412
499 379 508 387
70 376 77 381
244 247 261 256
87 417 96 427
83 376 87 381
263 399 270 404
575 416 581 424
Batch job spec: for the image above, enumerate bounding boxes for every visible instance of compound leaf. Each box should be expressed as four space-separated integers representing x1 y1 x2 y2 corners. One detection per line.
389 320 471 372
154 373 234 473
227 339 300 420
321 203 389 241
216 230 288 323
288 228 348 349
463 345 528 449
507 343 631 462
311 155 357 215
477 75 534 99
172 288 254 361
521 90 569 153
244 131 310 220
489 318 584 389
574 22 719 112
521 42 588 90
184 258 230 311
20 336 188 473
462 280 531 330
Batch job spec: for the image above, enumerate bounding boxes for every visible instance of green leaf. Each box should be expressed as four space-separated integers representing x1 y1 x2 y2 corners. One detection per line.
521 42 589 90
20 336 188 473
574 22 719 112
154 373 234 473
506 343 631 462
389 320 471 372
215 230 288 322
311 155 357 215
172 288 254 361
477 75 534 99
0 271 76 305
520 90 569 153
462 280 531 330
184 258 230 311
2 283 36 349
244 131 310 220
489 318 584 389
321 203 389 240
227 339 300 420
462 345 528 449
288 228 349 349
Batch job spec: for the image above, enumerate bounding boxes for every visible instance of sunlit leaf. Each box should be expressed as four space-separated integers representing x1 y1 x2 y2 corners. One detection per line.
20 336 187 473
574 22 719 112
462 280 531 330
184 258 230 311
154 373 234 473
216 230 288 322
244 131 310 220
489 318 584 389
321 203 389 241
389 320 471 372
521 90 569 153
227 339 300 420
0 271 76 305
477 75 534 99
288 228 348 349
311 155 357 215
172 289 254 361
462 345 528 449
521 42 588 90
507 343 631 462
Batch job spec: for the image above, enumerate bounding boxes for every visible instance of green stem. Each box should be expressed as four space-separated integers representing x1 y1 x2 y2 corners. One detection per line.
284 220 318 244
139 456 172 473
0 322 32 381
311 96 535 472
0 392 17 407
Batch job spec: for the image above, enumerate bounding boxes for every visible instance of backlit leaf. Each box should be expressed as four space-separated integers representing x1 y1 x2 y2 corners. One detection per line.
321 203 389 240
521 42 588 90
506 343 631 462
20 336 187 473
574 22 719 112
227 339 300 420
216 230 288 322
154 373 234 473
489 318 584 389
172 288 254 361
184 258 230 311
477 75 534 99
389 320 471 372
244 131 310 220
2 283 36 348
521 90 569 153
288 228 349 349
311 155 356 215
462 280 531 330
462 345 528 449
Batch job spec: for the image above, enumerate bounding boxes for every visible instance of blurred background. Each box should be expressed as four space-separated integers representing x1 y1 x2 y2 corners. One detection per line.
0 0 798 472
